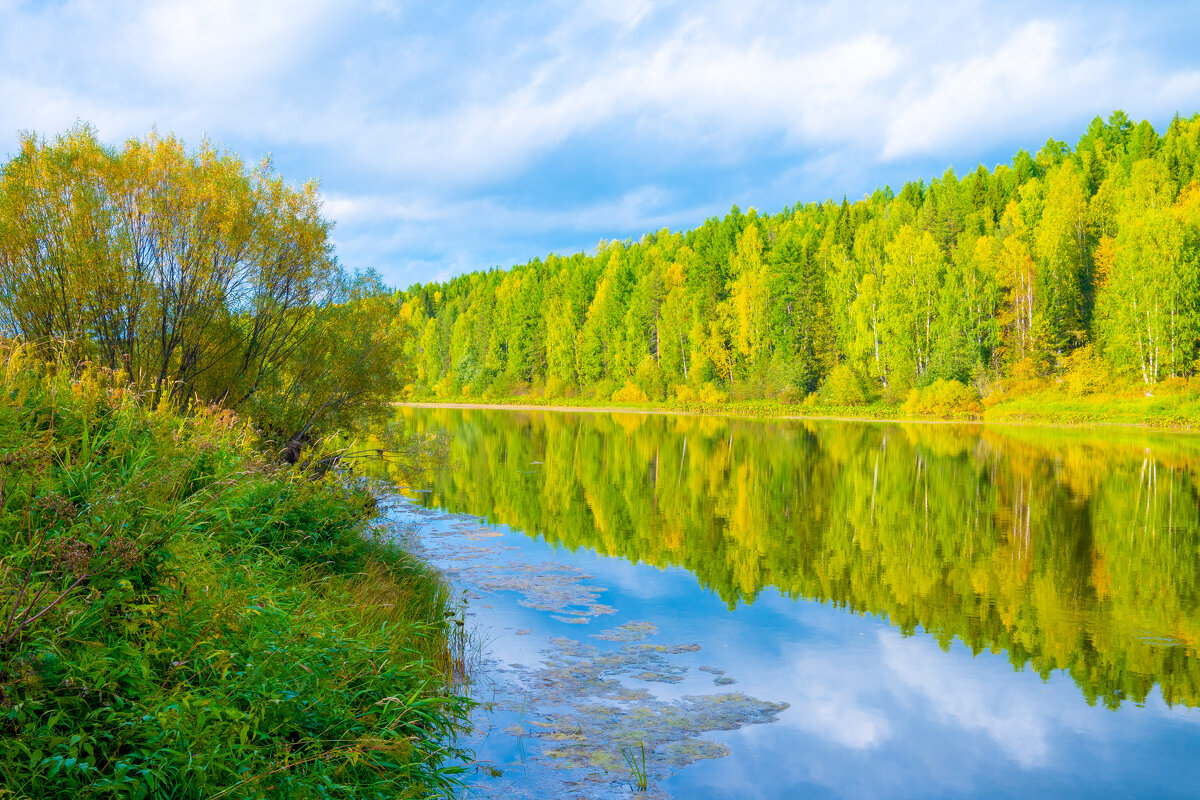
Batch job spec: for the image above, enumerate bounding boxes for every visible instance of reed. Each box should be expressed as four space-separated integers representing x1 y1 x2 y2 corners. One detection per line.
620 741 649 792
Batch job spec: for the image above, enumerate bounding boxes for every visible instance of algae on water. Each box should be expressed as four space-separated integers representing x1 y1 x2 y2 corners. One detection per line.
395 502 789 799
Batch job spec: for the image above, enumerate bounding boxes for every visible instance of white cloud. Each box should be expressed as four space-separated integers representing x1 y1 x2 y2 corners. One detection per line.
881 16 1200 162
4 1 1194 180
2 0 1199 284
1157 70 1200 110
882 21 1098 160
341 27 900 184
323 185 717 285
761 638 894 750
325 185 693 233
879 630 1094 768
135 0 339 92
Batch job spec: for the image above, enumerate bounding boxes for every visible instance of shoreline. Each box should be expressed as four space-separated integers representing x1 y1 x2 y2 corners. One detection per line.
398 401 1200 434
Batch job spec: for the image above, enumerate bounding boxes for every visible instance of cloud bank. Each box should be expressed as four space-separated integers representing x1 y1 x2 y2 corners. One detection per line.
2 0 1198 286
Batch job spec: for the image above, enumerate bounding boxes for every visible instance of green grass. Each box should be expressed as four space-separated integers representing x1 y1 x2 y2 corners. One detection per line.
982 390 1200 429
619 742 648 792
410 388 1200 430
0 345 472 799
409 393 912 418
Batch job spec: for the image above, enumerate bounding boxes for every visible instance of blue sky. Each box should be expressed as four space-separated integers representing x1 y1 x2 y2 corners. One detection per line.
2 1 1199 289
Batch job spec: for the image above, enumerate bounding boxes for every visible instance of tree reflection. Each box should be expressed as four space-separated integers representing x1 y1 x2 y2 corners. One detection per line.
389 408 1200 709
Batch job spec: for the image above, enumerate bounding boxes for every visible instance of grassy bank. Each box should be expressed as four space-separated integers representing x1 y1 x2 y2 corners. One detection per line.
404 386 1200 431
0 345 471 799
980 390 1200 428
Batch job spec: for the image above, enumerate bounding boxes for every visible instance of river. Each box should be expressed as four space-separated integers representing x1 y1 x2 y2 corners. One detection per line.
370 407 1200 798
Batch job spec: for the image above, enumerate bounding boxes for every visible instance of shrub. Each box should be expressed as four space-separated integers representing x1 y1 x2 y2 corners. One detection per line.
673 384 697 403
481 375 515 401
1061 345 1109 397
588 379 616 401
902 379 982 418
543 376 570 400
432 374 458 399
1154 376 1199 397
612 381 649 403
998 357 1049 400
778 384 803 405
633 356 667 401
821 364 868 406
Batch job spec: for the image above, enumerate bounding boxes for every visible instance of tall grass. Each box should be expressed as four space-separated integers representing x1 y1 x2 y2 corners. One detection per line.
620 742 648 792
0 343 472 799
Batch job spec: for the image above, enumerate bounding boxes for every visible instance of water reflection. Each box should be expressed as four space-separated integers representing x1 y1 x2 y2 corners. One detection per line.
380 408 1200 710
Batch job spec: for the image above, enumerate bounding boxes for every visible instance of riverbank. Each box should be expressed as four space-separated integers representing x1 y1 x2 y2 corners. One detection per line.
400 389 1200 432
0 348 471 798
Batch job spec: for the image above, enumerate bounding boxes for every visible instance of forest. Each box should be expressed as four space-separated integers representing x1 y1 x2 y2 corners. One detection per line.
396 111 1200 418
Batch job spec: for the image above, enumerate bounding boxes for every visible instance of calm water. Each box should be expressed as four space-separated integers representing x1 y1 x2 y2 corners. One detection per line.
375 407 1200 798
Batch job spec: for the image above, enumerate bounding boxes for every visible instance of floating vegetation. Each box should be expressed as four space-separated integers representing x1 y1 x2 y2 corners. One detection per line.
393 501 789 799
593 621 659 642
699 665 737 686
636 643 702 655
475 628 788 792
634 671 686 684
474 562 618 619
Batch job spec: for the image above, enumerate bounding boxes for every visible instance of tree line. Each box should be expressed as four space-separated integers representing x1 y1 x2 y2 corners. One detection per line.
0 125 406 452
397 111 1200 406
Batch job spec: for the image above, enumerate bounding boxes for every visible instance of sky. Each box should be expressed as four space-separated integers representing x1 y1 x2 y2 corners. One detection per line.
2 0 1199 289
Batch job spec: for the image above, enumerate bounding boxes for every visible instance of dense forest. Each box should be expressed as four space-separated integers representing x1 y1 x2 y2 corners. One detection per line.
396 406 1200 711
397 111 1200 411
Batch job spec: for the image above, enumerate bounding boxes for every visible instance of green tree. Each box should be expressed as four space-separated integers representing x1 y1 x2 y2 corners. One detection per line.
1099 161 1195 384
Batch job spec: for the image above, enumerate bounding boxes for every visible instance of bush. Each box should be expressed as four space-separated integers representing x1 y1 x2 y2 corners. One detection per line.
588 379 616 401
543 376 571 400
998 357 1049 400
821 364 869 406
1061 345 1110 397
612 381 649 403
633 356 667 401
673 384 697 403
778 384 803 405
902 379 982 418
670 383 727 405
481 375 518 401
0 128 405 453
432 374 458 399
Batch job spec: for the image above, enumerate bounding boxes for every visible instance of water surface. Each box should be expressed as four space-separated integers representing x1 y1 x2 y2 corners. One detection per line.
376 408 1200 798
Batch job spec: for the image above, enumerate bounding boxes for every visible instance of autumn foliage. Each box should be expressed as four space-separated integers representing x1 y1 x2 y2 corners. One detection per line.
0 125 406 454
